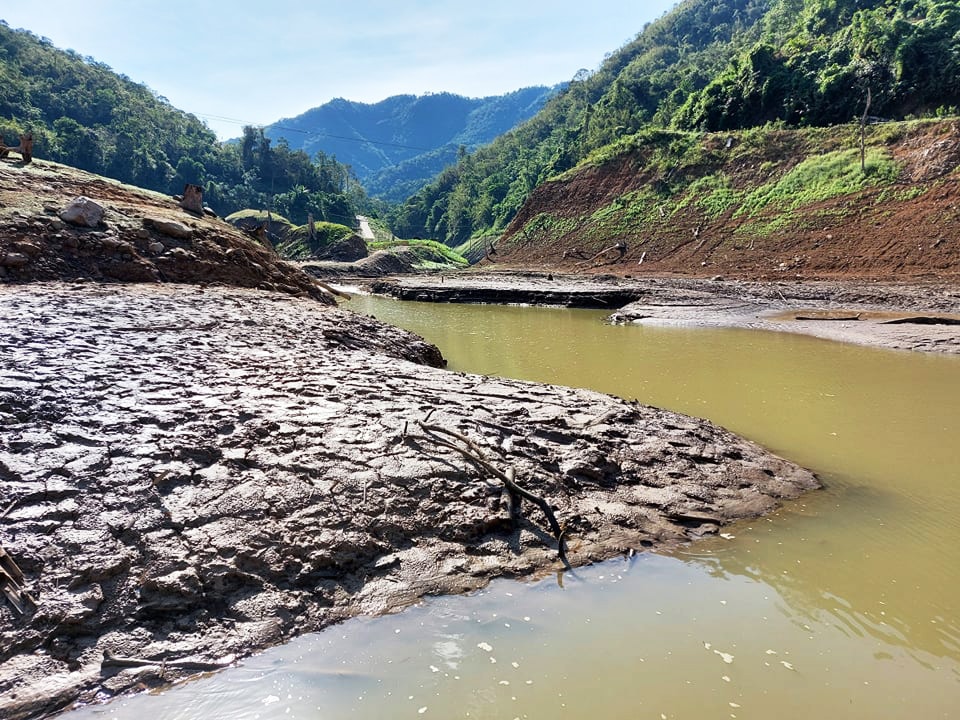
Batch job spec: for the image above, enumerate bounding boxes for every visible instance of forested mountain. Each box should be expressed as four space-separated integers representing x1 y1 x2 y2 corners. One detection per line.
392 0 960 245
261 87 560 202
0 21 364 226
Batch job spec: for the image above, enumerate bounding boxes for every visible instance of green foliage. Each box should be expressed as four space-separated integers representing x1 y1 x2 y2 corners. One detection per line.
368 239 469 268
679 0 960 131
874 185 928 204
267 88 559 203
275 221 355 260
390 0 960 247
676 174 744 217
0 22 366 225
363 216 399 243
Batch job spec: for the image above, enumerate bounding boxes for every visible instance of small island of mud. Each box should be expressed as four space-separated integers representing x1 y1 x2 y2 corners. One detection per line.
370 272 960 354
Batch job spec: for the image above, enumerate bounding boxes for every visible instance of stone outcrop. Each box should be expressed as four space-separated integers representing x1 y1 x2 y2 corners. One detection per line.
58 196 104 228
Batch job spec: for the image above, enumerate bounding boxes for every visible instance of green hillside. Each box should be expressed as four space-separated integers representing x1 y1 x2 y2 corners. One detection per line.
391 0 960 246
263 87 560 202
0 21 365 226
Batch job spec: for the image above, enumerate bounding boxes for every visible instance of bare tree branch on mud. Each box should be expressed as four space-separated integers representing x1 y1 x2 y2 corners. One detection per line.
404 420 569 563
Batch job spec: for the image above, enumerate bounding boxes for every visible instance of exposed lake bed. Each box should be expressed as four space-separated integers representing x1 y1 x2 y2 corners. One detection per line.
50 277 960 720
0 280 824 719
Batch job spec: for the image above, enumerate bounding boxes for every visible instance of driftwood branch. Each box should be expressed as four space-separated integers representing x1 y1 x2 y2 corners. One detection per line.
101 649 234 672
0 544 37 616
410 421 568 562
577 241 627 267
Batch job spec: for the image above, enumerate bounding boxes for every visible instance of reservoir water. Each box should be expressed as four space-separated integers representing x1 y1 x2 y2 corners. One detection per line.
69 297 960 719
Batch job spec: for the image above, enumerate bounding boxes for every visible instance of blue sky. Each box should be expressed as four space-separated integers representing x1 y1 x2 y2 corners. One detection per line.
2 1 677 139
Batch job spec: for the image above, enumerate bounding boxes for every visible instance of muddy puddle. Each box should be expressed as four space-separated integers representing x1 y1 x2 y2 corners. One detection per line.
62 297 960 720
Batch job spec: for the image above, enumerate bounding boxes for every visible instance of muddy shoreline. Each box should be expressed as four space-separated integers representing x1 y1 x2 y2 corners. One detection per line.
0 282 819 720
369 272 960 354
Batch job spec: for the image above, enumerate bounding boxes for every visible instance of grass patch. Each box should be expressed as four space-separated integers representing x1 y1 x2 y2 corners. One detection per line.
275 221 355 260
224 209 294 229
369 238 469 267
516 213 579 243
454 235 498 264
736 148 900 218
674 174 743 218
874 185 928 204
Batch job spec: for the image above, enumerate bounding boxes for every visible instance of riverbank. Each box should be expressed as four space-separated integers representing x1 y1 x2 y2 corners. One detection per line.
368 272 960 354
0 283 818 720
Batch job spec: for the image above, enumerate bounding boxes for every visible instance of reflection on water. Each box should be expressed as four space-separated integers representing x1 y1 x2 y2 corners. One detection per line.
68 298 960 719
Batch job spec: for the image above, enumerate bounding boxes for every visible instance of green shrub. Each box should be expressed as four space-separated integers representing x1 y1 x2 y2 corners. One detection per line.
368 239 469 267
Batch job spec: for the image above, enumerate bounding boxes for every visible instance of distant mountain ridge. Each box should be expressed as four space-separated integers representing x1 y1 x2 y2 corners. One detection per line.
262 87 561 201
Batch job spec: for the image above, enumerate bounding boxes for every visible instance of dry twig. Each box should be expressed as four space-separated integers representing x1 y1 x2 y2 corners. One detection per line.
409 421 568 562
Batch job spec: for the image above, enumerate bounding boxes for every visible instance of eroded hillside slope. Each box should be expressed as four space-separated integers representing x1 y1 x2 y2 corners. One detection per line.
495 120 960 280
0 159 334 300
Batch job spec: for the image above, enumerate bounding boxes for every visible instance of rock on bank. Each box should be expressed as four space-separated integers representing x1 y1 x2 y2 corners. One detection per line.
0 284 818 719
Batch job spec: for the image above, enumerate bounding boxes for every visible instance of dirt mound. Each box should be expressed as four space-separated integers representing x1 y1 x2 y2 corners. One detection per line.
315 233 368 261
0 160 333 302
302 247 423 278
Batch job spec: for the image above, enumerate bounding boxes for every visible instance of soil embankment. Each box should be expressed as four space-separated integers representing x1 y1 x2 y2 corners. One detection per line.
0 160 331 301
0 283 818 720
492 120 960 282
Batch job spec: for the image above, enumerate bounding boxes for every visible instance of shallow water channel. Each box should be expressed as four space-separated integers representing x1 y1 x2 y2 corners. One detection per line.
71 297 960 719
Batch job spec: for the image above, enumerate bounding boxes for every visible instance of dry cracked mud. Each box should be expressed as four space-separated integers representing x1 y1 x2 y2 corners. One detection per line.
1 283 818 719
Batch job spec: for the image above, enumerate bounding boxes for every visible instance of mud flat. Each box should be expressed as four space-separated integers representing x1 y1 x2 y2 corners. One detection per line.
369 272 960 354
370 273 642 308
0 283 817 719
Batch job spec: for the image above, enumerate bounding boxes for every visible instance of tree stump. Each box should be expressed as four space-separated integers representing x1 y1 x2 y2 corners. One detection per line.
1 133 33 164
179 183 204 214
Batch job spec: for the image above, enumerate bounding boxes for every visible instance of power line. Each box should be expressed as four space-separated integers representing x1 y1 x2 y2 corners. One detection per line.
196 113 433 152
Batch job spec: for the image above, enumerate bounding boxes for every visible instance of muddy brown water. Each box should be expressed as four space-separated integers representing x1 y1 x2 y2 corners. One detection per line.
65 297 960 719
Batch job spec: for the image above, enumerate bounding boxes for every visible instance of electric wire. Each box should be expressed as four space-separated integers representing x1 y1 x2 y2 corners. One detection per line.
196 113 433 151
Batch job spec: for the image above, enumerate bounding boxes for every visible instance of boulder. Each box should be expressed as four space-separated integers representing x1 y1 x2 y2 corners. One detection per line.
145 218 193 240
59 197 105 228
1 252 30 268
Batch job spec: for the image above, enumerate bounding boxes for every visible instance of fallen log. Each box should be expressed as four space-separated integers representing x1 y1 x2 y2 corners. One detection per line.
882 315 960 326
101 650 235 672
794 313 862 321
